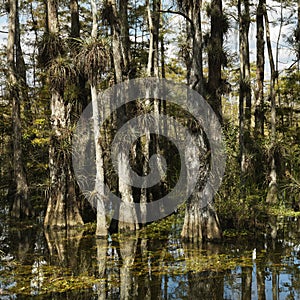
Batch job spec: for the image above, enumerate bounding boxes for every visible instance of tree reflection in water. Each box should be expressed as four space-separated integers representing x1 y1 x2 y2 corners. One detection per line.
1 217 300 298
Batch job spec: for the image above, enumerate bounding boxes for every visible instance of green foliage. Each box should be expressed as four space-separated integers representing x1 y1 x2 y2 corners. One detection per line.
37 33 66 68
75 38 109 83
215 121 269 228
165 58 186 82
48 56 77 91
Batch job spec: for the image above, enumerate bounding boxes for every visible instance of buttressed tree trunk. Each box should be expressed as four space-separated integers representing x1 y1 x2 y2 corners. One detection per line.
7 0 30 219
44 0 83 228
178 0 222 242
181 133 222 242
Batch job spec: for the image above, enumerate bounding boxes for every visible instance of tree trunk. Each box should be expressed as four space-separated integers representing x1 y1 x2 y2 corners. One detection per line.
181 134 221 241
7 0 30 219
238 0 251 131
107 0 139 231
160 34 165 78
44 0 83 228
179 0 204 93
238 0 251 197
238 0 245 177
45 91 83 227
144 0 165 218
47 0 59 34
88 0 108 237
243 0 251 132
264 3 278 204
190 1 204 94
147 0 160 77
92 85 108 237
207 0 223 123
296 0 300 61
119 0 131 78
254 0 265 137
181 194 222 241
15 5 31 121
70 0 80 38
179 0 222 242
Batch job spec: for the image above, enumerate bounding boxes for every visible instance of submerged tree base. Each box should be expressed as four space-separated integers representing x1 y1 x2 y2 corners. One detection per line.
181 203 222 242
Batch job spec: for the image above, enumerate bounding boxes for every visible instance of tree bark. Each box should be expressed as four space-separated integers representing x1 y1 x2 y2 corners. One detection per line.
238 0 251 197
7 0 30 219
107 0 139 231
181 134 221 241
70 0 89 116
147 0 160 77
44 0 83 228
264 3 278 204
296 0 300 61
70 0 80 38
47 0 59 34
15 5 31 121
119 0 131 78
190 1 204 94
254 0 265 137
207 0 224 123
179 0 222 242
144 0 165 219
92 85 108 237
88 0 108 237
181 192 222 241
178 0 204 93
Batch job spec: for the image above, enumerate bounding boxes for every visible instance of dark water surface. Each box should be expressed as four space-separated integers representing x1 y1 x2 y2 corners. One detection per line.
1 214 300 299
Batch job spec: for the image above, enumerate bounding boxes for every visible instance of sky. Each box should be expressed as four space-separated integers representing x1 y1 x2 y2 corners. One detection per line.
0 0 298 81
162 0 298 76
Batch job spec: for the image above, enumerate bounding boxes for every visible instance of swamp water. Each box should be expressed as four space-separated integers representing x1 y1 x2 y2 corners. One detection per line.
1 214 300 299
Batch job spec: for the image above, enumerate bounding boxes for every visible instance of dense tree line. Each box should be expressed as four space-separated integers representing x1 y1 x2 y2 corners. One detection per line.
0 0 299 240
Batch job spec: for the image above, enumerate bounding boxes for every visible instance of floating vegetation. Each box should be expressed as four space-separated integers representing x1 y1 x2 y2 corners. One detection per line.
267 206 300 217
1 213 300 297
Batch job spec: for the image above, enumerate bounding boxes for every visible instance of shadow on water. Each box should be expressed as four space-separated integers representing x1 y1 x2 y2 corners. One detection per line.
1 215 300 299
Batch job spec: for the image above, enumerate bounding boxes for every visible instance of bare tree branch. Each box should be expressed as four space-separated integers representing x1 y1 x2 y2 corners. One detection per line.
158 9 194 30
